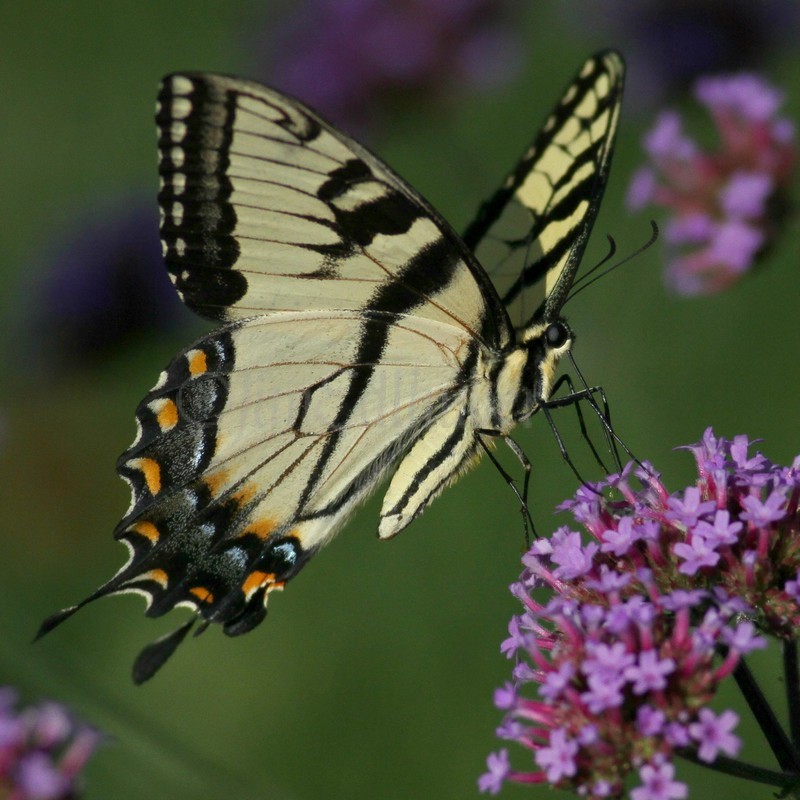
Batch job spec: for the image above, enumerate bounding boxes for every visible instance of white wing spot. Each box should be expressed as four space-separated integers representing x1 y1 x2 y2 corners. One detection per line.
171 97 193 120
152 370 169 391
169 75 194 95
170 121 188 142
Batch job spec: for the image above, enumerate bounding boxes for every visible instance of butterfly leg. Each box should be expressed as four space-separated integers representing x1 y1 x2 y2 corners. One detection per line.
565 353 624 470
545 374 615 474
476 431 536 543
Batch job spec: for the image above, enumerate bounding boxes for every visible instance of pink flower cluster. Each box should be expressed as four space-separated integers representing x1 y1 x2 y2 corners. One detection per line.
0 689 100 800
481 429 800 798
627 73 795 295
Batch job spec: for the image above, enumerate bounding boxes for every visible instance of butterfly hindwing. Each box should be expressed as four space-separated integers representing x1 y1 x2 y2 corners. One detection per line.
95 311 475 636
463 51 624 332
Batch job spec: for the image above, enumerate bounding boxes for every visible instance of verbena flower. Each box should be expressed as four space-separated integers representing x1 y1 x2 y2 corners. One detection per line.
256 0 521 133
627 72 796 295
0 688 100 799
481 429 800 798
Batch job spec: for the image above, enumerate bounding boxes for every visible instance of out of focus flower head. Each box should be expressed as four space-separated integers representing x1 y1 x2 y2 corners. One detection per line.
627 72 796 295
0 688 100 799
255 0 522 133
567 0 800 107
481 429 800 797
18 194 192 375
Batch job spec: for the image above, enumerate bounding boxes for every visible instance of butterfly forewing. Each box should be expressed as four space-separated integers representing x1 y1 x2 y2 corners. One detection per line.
157 73 511 349
463 51 624 331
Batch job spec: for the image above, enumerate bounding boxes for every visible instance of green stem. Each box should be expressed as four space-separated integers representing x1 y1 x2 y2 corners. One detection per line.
734 657 800 772
679 748 800 793
785 639 800 750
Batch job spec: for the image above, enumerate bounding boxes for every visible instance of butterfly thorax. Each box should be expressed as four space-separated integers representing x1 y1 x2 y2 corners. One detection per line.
473 319 574 435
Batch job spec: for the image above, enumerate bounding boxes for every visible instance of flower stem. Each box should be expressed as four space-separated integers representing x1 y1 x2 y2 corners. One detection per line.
679 749 800 795
734 658 800 772
785 640 800 751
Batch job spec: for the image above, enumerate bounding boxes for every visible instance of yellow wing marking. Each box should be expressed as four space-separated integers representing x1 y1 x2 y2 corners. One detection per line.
187 349 208 375
129 457 162 495
152 398 179 431
129 520 160 543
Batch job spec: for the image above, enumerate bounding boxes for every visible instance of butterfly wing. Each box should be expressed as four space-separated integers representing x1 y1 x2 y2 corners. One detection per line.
462 51 625 332
157 72 512 348
42 310 476 681
41 56 626 680
40 72 515 679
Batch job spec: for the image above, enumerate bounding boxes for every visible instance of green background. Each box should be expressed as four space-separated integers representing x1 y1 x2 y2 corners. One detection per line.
1 3 798 798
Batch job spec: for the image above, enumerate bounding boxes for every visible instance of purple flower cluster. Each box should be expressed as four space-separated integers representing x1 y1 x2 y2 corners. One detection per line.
0 689 100 799
481 429 800 798
565 0 800 107
19 193 190 376
627 72 796 295
260 0 521 132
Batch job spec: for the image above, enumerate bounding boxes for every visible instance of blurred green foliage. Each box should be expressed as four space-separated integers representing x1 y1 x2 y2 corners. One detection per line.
1 3 798 798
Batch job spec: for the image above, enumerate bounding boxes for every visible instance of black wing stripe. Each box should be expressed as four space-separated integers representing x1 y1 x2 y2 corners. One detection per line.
157 72 513 347
461 51 624 330
297 237 464 510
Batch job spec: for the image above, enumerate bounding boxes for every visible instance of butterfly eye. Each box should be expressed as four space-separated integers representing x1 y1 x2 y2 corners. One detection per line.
545 322 569 349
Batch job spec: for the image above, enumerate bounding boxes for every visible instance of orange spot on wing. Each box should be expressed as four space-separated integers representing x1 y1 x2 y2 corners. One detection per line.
244 518 277 539
231 482 258 506
204 469 230 498
242 570 273 598
142 568 168 588
156 398 179 430
130 521 160 543
188 349 208 375
189 586 214 604
131 457 162 495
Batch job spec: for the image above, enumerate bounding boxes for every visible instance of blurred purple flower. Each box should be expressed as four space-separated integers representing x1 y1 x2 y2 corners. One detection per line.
627 72 796 295
20 194 191 373
479 428 800 797
254 0 522 133
566 0 800 108
0 689 100 799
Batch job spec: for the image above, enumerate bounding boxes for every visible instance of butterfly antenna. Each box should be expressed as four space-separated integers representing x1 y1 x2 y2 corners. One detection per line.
565 220 659 307
569 234 617 293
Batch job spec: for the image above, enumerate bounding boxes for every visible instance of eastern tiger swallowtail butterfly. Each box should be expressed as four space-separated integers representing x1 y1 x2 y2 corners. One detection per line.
40 51 625 682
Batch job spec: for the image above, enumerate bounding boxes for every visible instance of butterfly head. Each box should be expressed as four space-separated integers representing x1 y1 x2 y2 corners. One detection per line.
486 317 573 430
522 318 574 413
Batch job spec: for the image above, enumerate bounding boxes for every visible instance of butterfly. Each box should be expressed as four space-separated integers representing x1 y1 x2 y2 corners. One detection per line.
40 51 625 682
